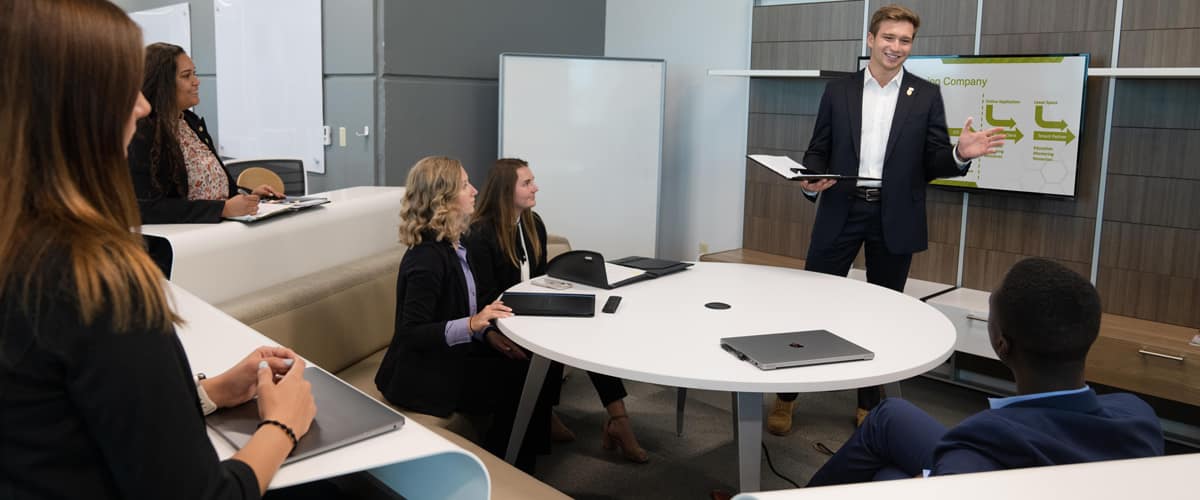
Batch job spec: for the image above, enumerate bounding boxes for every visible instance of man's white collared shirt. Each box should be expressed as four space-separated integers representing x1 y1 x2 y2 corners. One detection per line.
859 66 904 188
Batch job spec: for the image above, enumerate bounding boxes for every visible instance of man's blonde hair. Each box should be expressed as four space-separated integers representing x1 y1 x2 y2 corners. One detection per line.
869 4 920 36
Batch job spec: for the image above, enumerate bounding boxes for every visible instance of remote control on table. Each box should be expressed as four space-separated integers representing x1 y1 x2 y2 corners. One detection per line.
602 295 622 314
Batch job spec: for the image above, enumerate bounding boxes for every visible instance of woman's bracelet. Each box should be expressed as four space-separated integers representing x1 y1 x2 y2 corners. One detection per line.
257 419 298 452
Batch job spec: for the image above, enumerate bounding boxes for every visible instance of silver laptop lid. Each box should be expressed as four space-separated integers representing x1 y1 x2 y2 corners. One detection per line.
207 366 404 464
720 330 874 370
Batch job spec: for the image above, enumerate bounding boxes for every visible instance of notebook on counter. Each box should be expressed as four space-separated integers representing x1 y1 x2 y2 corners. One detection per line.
223 196 330 223
206 366 404 464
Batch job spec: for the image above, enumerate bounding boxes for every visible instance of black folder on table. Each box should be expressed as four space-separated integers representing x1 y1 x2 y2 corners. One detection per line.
609 256 693 277
207 367 404 465
546 250 654 289
501 291 596 317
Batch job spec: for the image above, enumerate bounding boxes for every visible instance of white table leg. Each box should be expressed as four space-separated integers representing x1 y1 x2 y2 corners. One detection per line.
504 353 551 464
733 391 763 492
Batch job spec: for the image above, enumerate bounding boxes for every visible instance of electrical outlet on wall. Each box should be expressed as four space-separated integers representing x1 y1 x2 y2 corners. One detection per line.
698 242 709 256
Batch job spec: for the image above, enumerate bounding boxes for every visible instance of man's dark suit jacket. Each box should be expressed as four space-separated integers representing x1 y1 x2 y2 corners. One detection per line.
375 234 477 417
127 110 236 224
932 389 1164 475
803 69 965 255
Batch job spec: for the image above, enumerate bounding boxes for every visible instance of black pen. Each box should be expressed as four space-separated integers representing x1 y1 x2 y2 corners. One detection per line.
237 185 284 200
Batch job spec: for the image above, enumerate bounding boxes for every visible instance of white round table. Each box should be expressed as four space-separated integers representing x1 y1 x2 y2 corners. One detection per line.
497 262 956 491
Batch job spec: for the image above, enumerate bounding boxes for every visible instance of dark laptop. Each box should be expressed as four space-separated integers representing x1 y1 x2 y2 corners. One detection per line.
720 330 874 370
207 367 404 464
501 291 595 317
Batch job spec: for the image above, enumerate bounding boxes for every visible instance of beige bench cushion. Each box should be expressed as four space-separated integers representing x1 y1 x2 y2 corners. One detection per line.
217 248 404 373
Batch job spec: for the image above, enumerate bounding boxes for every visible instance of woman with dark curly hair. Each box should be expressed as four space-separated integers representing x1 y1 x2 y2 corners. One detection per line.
127 43 281 223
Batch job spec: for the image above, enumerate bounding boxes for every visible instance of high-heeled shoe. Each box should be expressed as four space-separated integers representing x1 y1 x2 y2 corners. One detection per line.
601 413 649 463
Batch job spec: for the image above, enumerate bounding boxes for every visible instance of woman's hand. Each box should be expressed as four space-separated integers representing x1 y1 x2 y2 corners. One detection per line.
256 356 317 438
251 184 284 199
485 329 528 360
222 194 260 217
469 300 513 333
201 346 298 408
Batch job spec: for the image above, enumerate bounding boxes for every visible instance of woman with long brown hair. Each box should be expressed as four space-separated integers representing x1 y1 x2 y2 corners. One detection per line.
1 1 314 498
127 42 281 223
465 158 649 463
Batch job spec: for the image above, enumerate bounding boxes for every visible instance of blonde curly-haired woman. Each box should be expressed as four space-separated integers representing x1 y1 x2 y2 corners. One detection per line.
375 156 554 472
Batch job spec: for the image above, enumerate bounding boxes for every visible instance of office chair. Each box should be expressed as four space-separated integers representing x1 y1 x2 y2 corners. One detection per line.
225 158 307 196
236 167 286 196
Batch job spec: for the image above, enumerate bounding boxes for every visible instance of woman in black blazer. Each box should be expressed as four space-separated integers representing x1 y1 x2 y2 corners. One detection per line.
0 2 315 498
127 43 282 223
464 158 649 463
375 156 553 471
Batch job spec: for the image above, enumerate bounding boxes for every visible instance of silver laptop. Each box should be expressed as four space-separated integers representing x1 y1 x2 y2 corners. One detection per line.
720 330 874 370
207 367 404 464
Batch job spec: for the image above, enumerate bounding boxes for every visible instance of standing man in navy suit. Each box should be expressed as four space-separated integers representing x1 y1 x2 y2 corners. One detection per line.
768 4 1007 435
806 258 1163 485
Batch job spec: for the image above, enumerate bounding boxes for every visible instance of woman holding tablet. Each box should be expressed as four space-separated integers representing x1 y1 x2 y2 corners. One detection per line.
0 1 315 498
127 42 282 223
465 158 649 463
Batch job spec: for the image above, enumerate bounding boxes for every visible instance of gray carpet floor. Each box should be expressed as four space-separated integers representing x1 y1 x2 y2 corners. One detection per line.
533 370 990 499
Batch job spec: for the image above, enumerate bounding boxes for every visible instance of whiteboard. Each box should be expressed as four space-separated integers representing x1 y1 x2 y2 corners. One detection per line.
130 2 191 54
864 55 1089 197
500 54 665 259
213 0 325 173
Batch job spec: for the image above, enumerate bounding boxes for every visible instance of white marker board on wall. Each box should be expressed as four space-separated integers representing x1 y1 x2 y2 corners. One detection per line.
499 54 666 259
213 0 325 173
861 54 1089 197
130 2 191 54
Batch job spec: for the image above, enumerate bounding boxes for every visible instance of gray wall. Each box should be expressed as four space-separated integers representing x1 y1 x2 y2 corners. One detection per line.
378 0 605 184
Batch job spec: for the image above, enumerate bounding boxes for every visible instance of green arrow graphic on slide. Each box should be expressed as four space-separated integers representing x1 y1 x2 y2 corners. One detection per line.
1005 128 1024 143
1035 105 1068 129
985 104 1015 128
1034 129 1076 144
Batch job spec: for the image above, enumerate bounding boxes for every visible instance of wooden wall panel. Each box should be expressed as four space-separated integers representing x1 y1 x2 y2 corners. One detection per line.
964 247 1091 293
1098 74 1200 327
1100 221 1200 279
753 1 864 42
1107 128 1200 179
1119 29 1200 67
751 41 863 72
868 0 977 37
1122 0 1200 29
1120 0 1200 66
981 0 1116 34
1096 268 1200 327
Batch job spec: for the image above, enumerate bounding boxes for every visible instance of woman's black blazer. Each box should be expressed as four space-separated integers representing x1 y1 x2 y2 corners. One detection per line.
464 212 549 305
375 235 478 417
127 110 235 223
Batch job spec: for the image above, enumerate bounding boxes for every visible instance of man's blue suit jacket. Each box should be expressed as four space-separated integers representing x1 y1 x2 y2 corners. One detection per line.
931 389 1164 475
802 69 964 255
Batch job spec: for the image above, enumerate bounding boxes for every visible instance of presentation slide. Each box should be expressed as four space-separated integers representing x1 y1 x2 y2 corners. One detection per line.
866 55 1089 197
